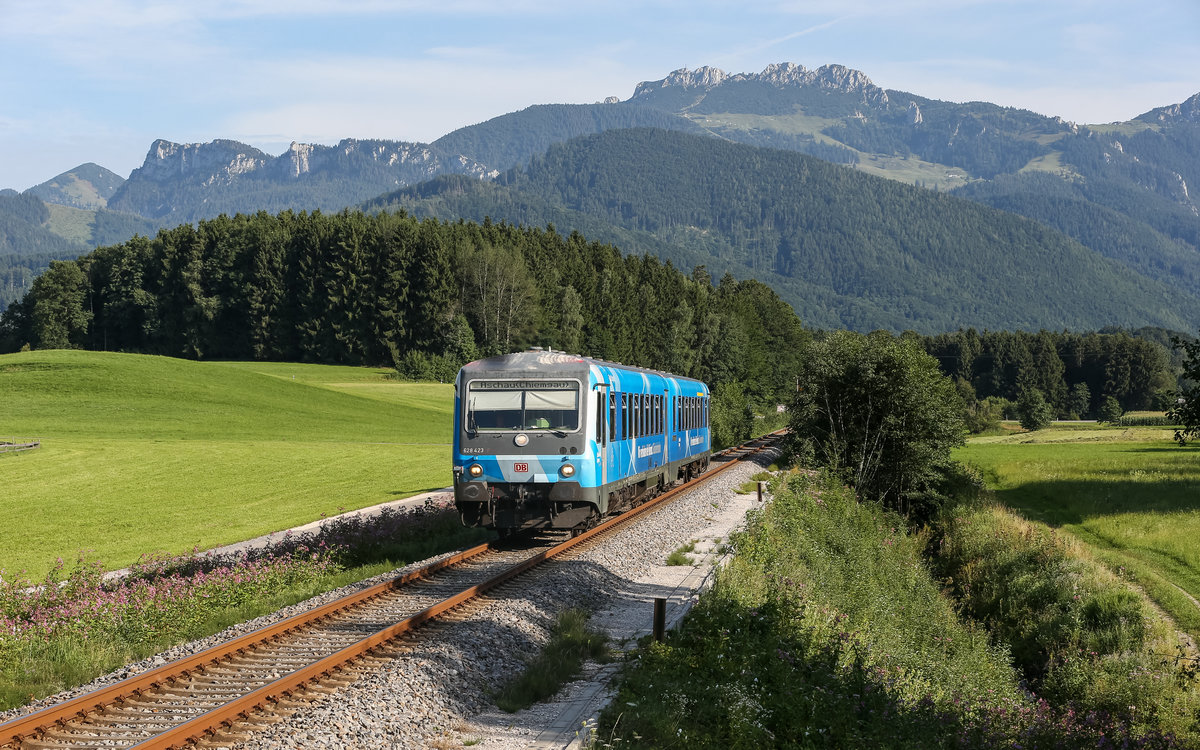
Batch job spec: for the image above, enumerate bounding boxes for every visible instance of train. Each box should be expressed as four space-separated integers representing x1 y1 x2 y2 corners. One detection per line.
452 349 712 534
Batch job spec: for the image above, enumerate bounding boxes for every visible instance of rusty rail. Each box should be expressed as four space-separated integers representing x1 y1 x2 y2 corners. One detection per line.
0 431 782 749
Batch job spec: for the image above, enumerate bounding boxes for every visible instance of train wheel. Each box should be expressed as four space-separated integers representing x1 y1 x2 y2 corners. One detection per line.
570 511 600 537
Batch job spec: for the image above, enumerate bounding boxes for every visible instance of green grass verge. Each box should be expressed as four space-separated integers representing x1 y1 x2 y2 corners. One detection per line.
958 427 1200 642
0 350 454 578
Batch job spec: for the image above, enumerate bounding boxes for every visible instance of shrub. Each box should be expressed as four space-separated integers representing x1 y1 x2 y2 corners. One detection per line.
934 503 1200 737
1016 387 1054 431
394 350 459 383
788 331 965 520
1098 395 1123 424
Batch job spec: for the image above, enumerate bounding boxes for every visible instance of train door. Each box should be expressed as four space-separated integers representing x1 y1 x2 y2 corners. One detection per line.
596 383 609 487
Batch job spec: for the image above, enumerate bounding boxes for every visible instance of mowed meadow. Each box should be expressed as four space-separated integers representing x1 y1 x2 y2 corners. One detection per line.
0 350 454 578
959 425 1200 638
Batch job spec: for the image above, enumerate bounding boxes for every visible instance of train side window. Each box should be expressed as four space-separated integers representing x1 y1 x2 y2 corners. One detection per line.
621 393 627 440
705 397 709 428
630 393 636 440
674 396 680 431
634 394 642 438
642 394 648 437
597 391 605 445
608 394 616 442
640 394 646 438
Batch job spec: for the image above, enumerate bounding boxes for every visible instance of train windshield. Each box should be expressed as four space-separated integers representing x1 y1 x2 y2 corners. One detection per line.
466 380 580 432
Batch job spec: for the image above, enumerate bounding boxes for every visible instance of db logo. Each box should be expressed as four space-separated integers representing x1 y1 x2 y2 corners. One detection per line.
513 462 530 473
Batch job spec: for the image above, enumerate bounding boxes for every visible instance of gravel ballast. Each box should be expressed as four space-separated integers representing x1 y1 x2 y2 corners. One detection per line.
2 449 778 750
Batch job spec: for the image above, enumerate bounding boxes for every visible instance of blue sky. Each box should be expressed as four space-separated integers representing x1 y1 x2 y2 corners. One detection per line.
3 0 1198 191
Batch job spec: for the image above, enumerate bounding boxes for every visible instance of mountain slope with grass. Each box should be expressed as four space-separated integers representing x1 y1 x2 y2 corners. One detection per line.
376 128 1200 333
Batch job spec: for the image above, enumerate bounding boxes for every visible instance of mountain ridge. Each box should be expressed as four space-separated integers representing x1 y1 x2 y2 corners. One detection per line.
6 61 1200 332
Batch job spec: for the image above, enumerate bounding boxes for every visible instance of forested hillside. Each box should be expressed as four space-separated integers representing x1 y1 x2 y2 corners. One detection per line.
0 193 88 310
0 210 807 423
0 192 157 311
374 128 1200 333
431 102 707 173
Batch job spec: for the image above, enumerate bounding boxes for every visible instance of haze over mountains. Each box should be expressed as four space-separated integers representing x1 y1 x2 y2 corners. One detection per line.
3 62 1199 333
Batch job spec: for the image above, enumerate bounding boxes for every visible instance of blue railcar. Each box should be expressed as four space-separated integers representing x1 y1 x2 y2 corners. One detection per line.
453 349 711 532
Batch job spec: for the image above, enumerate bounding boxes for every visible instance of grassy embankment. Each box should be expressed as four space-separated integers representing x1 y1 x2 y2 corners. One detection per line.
0 350 457 579
595 426 1200 747
596 471 1194 747
959 425 1200 638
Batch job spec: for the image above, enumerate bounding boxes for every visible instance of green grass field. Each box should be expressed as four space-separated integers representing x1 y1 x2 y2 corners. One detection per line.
1 350 454 578
958 426 1200 637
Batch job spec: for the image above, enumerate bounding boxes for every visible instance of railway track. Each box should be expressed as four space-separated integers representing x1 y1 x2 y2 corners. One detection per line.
0 433 780 750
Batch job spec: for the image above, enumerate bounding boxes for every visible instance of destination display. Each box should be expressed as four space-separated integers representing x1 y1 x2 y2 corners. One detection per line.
470 380 575 391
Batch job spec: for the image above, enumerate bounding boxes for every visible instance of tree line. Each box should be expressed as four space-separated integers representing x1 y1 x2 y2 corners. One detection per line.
922 327 1179 425
0 208 808 446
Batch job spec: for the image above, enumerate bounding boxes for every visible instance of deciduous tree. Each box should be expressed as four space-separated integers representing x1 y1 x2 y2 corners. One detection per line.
789 331 965 518
1169 335 1200 444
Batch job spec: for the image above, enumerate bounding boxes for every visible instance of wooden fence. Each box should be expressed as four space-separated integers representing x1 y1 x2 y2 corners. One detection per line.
0 438 41 453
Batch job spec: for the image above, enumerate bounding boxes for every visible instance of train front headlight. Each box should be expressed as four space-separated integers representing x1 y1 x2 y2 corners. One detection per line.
468 463 484 478
559 463 575 478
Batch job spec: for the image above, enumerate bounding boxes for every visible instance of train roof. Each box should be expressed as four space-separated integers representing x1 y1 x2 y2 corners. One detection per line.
458 349 706 385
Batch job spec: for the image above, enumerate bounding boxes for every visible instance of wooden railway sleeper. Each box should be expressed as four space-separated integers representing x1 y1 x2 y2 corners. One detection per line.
77 713 190 726
41 724 160 740
18 739 129 750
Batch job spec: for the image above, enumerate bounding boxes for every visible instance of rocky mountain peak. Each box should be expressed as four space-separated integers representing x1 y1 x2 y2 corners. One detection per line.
1141 92 1200 124
630 62 889 107
137 139 270 185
